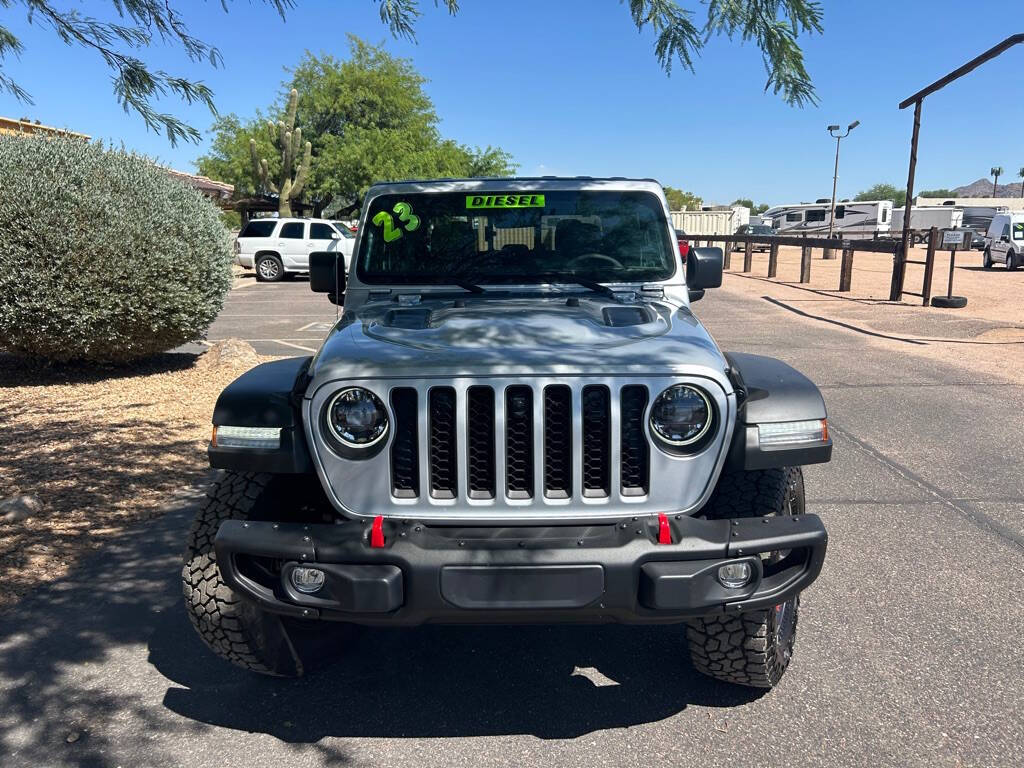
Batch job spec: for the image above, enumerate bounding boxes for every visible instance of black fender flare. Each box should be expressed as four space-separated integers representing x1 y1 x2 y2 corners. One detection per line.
208 356 314 474
724 352 832 470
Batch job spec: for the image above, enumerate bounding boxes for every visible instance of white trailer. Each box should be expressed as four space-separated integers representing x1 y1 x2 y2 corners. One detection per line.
761 200 893 239
670 210 739 236
890 206 964 241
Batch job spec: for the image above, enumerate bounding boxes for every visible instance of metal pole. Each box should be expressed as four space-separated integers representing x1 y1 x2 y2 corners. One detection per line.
946 246 957 298
891 98 922 301
828 135 841 240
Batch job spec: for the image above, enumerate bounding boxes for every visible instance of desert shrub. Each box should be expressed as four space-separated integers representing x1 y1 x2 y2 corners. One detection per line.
0 136 233 363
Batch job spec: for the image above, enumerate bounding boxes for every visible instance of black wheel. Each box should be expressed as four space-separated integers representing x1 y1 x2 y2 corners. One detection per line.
256 254 284 282
1007 251 1018 271
983 248 993 268
182 471 325 676
931 295 968 309
685 467 804 688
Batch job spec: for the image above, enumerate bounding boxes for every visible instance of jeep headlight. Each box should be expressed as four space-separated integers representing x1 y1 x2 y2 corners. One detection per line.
650 384 713 446
326 387 389 448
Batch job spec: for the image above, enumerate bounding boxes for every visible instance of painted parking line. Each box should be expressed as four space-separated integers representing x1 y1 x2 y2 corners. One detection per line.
206 338 326 343
297 321 336 332
271 340 318 353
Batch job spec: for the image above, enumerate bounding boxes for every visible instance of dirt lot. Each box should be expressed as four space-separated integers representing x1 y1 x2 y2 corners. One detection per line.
718 243 1024 383
0 353 262 611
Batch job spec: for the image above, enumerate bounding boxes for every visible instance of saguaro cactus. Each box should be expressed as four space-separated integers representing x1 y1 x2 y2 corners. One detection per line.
250 89 312 217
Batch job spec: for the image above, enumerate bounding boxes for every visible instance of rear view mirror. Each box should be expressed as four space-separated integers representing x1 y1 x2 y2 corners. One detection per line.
309 251 346 305
686 247 723 302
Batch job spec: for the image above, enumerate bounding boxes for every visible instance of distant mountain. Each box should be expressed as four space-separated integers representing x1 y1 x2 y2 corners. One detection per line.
949 177 1024 198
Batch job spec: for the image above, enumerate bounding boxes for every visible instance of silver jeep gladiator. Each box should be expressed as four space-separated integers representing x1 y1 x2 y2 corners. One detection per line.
184 178 831 688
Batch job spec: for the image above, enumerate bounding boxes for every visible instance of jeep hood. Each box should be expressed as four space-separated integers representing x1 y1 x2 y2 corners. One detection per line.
307 295 727 383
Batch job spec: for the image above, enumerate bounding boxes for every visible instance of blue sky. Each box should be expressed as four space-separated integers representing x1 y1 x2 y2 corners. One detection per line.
1 1 1021 204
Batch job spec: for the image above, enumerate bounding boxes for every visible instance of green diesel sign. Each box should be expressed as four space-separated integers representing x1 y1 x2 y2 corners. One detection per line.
466 194 545 209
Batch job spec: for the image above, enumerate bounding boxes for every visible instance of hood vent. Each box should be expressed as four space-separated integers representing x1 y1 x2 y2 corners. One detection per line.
602 306 651 328
384 308 432 329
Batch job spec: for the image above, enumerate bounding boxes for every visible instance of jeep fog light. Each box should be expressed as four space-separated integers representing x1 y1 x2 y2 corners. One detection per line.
717 562 753 589
290 567 326 594
212 425 281 450
758 419 828 446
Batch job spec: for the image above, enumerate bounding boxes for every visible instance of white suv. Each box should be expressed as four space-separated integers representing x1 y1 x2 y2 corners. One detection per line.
983 212 1024 270
235 218 356 282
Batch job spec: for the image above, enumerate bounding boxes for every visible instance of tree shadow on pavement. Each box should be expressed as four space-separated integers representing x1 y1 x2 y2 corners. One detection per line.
0 491 763 767
154 611 763 743
0 494 207 768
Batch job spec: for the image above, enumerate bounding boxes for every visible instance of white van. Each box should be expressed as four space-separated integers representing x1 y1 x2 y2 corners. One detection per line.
234 217 356 282
983 212 1024 270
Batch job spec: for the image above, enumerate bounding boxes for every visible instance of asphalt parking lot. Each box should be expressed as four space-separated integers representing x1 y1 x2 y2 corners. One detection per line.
2 280 1023 767
186 274 339 356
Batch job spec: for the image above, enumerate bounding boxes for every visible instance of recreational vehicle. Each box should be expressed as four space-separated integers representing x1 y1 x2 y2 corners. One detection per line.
761 200 893 238
956 205 1008 236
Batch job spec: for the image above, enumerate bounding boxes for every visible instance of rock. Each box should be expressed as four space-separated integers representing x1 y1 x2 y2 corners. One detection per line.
0 494 42 523
196 338 259 370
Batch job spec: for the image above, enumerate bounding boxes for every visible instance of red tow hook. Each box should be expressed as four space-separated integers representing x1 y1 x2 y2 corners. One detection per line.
657 513 672 544
370 515 385 548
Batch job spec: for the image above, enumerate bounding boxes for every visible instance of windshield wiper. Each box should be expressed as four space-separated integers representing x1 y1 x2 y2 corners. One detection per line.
527 273 616 297
448 278 485 293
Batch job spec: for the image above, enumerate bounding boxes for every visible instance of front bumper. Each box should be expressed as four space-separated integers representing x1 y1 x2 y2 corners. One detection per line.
215 513 827 625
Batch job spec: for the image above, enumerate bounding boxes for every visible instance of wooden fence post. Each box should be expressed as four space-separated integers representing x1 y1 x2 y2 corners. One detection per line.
723 238 732 270
743 240 753 272
800 245 812 283
839 246 854 291
768 242 779 278
921 226 939 306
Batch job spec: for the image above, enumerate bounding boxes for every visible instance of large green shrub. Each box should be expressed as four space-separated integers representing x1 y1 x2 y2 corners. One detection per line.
0 136 233 363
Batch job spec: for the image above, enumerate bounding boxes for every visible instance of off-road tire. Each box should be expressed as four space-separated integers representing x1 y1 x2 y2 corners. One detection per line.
182 471 304 676
1007 251 1018 271
983 248 992 268
685 467 804 688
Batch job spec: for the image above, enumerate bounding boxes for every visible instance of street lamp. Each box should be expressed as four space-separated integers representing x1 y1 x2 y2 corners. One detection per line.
827 121 860 239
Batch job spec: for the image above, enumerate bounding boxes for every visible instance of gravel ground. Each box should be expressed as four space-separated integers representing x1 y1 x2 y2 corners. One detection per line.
0 353 261 611
718 245 1024 383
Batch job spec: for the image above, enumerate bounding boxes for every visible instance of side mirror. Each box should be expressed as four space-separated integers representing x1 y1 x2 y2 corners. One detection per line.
330 231 342 240
1001 235 1010 243
309 251 346 305
686 247 723 302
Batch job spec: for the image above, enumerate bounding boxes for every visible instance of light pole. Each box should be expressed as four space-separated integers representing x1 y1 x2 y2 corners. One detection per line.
827 121 860 240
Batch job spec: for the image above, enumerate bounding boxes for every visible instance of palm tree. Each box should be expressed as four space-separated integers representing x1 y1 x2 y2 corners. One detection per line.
991 166 1003 196
1018 167 1024 198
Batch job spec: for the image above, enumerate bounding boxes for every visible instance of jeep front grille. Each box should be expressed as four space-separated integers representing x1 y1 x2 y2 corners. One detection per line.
390 387 419 498
391 382 651 504
428 387 457 499
311 375 731 521
543 385 573 498
619 385 650 496
504 386 534 499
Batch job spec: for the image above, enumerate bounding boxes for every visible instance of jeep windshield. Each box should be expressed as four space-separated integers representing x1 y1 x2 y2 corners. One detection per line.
355 190 676 285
